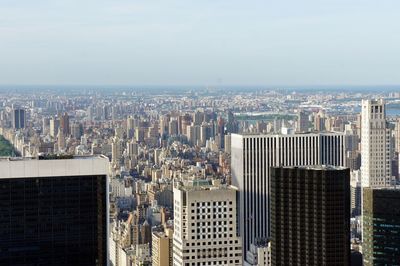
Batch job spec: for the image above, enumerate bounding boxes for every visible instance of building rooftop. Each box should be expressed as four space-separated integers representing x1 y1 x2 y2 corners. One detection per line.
0 155 109 179
174 179 235 192
273 165 348 171
232 131 344 137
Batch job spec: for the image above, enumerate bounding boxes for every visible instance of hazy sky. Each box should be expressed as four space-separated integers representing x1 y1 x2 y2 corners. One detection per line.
1 0 400 86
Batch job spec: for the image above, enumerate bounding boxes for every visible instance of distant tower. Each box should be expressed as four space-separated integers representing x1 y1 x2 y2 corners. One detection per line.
361 99 393 187
60 112 70 135
57 129 66 151
296 110 309 132
49 117 60 138
12 108 26 129
168 119 178 136
127 116 135 139
111 137 123 166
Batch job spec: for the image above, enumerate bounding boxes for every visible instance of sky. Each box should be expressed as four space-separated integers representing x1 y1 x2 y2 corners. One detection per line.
0 0 400 86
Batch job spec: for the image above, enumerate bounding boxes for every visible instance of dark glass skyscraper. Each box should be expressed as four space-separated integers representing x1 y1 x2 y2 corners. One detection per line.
362 187 400 265
13 108 26 129
270 166 350 266
0 156 109 266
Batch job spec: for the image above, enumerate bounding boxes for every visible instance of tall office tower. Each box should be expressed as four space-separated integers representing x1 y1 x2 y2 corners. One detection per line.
12 107 26 129
231 132 346 260
127 116 135 139
60 112 70 135
0 155 109 266
173 181 242 266
362 188 400 265
270 166 350 266
296 110 309 133
152 228 173 266
361 99 393 187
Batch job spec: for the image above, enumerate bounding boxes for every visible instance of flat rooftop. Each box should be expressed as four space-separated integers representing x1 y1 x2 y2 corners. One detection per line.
232 131 344 137
272 165 348 171
0 155 109 179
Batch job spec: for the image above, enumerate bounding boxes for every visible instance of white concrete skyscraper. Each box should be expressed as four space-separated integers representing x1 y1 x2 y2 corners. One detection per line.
173 181 242 266
231 132 346 261
361 99 393 188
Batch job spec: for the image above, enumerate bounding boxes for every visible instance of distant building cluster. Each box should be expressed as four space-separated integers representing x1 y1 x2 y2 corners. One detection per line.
0 88 400 265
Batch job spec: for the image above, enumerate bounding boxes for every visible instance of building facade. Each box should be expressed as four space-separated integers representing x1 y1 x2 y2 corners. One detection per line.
361 99 393 187
13 108 26 129
173 181 242 266
270 166 350 266
0 155 109 266
152 228 173 266
362 188 400 265
231 132 346 259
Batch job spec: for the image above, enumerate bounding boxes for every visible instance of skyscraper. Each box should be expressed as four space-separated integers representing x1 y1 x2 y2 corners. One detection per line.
0 155 109 266
173 180 242 266
231 132 346 259
296 110 309 133
361 99 393 187
270 166 350 266
12 107 26 129
60 112 70 136
362 187 400 265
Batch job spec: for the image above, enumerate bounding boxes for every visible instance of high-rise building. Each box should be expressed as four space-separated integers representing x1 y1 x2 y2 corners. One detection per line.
313 111 326 132
169 119 179 136
152 228 173 266
111 136 123 167
361 99 393 187
173 181 242 266
70 122 83 139
270 166 350 266
127 116 135 139
57 128 66 151
362 187 400 265
0 155 109 266
231 132 346 259
395 117 400 154
12 108 26 129
60 112 70 136
296 110 309 133
49 116 60 138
